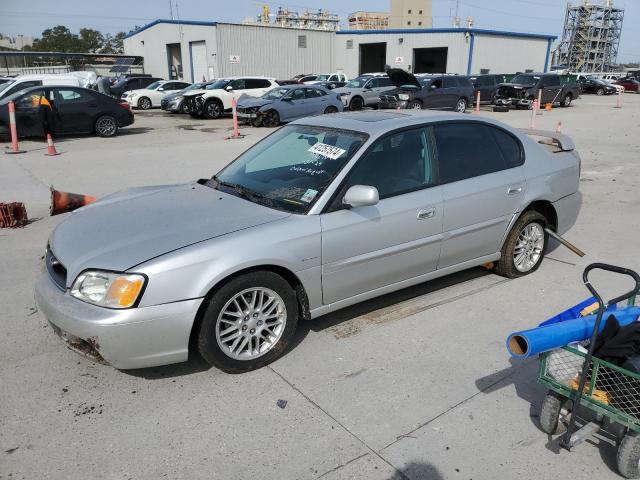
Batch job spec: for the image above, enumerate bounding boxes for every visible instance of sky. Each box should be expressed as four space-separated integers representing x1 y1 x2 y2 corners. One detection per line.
1 0 638 62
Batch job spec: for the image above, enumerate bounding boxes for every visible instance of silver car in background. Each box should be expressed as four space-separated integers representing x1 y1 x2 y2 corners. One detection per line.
35 111 581 372
334 73 396 111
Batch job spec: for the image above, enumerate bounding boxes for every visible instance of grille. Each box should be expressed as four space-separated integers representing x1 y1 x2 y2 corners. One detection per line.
380 94 398 102
497 86 526 99
46 248 67 290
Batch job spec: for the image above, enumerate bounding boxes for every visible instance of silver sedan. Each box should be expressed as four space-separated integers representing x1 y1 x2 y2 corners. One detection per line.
35 111 582 372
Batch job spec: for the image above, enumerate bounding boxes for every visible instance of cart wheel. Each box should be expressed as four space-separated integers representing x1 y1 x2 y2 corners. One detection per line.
540 391 571 435
617 433 640 478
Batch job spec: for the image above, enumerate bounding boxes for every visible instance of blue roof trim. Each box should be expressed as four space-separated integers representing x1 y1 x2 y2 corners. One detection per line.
336 27 556 40
124 19 217 39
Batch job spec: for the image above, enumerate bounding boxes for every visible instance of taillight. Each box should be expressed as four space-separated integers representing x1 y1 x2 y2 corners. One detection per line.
119 101 131 110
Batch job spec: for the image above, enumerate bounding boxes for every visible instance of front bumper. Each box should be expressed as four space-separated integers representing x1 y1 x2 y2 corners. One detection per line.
35 273 203 369
237 112 258 119
379 100 408 109
495 97 531 107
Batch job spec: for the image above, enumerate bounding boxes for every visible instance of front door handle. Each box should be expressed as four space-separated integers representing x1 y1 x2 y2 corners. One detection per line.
507 186 523 195
417 208 436 220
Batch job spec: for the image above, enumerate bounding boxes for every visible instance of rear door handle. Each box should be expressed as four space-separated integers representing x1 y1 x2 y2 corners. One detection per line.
507 186 522 195
417 208 436 220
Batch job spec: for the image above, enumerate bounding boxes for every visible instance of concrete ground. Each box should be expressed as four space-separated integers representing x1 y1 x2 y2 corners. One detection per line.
1 94 639 480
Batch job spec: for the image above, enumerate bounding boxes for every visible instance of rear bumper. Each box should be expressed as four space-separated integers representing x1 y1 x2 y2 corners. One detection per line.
553 191 582 236
35 273 202 369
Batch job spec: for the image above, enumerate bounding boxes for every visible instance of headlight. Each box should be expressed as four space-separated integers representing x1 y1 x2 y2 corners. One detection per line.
398 94 410 101
70 271 146 309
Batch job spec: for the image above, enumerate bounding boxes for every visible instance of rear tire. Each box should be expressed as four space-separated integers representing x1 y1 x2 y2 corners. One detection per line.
408 100 423 110
617 434 640 479
455 98 467 113
94 115 118 137
539 391 570 435
197 271 299 373
494 210 547 278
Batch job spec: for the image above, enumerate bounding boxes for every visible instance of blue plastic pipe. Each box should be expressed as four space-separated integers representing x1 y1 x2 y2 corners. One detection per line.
507 307 640 359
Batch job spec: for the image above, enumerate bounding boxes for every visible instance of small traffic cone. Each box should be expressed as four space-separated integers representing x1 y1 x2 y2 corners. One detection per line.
545 103 552 112
50 186 97 215
555 121 563 133
45 134 60 156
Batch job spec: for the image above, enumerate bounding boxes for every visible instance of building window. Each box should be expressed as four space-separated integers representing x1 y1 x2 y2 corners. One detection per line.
418 21 422 26
419 10 423 14
407 21 411 25
346 39 353 49
298 35 307 48
408 9 412 14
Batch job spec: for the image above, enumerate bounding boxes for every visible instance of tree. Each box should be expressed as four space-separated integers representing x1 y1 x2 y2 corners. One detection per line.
79 28 104 53
101 32 126 54
30 25 83 52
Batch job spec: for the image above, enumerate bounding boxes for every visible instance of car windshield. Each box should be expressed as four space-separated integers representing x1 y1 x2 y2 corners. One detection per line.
262 87 290 100
146 81 163 90
511 74 539 86
210 124 368 214
206 79 231 90
0 80 15 94
345 78 370 88
185 82 205 91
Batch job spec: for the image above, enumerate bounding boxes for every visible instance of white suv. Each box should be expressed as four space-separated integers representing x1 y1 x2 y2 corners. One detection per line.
184 77 277 119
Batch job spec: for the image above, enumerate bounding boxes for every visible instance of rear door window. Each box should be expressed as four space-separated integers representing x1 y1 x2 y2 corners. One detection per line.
434 122 512 183
245 79 272 89
443 77 457 88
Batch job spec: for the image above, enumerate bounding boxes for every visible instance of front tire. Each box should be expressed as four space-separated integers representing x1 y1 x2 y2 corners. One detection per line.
262 110 280 128
204 100 223 119
617 434 640 479
561 94 572 107
349 96 364 111
94 115 118 137
324 105 338 114
494 210 547 278
596 88 605 96
137 97 152 110
408 100 423 110
197 271 299 373
539 391 571 435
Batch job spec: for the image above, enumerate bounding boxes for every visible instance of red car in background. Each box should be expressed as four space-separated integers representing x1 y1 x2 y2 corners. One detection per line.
613 78 640 92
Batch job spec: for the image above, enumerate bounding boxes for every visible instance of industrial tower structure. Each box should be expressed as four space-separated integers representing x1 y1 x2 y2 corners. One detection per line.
558 1 624 72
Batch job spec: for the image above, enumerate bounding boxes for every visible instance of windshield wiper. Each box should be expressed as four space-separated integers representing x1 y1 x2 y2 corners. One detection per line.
211 176 265 203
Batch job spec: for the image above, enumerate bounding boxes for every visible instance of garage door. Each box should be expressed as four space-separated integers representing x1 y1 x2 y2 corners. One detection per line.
190 41 208 82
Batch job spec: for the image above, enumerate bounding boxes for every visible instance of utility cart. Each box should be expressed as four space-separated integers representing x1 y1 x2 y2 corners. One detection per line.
537 263 640 478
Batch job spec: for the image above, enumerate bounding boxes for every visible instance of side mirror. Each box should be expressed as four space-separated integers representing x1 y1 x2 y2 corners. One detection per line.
225 85 233 91
430 84 437 90
158 87 165 91
343 185 379 208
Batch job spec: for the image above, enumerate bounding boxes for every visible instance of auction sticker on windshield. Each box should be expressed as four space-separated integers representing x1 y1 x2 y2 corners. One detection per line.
308 143 346 160
300 188 318 203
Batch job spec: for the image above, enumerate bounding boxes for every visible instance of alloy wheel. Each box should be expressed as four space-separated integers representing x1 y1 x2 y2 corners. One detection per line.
138 97 151 110
456 99 467 113
513 223 545 273
206 102 222 119
215 288 287 360
96 117 116 137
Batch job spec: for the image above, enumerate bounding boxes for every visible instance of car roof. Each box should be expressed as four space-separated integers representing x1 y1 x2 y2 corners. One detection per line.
291 110 512 136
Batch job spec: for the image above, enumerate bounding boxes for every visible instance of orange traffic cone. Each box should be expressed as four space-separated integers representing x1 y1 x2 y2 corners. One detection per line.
545 103 552 112
45 133 60 156
50 186 97 215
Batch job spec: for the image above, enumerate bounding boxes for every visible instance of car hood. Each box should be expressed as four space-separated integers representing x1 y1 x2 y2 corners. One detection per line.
183 89 220 97
386 69 421 89
332 87 354 95
125 88 155 96
49 182 289 282
237 97 272 108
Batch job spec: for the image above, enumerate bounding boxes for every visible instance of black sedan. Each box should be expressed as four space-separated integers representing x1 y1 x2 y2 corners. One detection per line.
0 86 134 138
578 78 617 95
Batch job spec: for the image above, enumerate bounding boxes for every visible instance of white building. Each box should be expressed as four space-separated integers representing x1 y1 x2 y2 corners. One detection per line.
123 20 555 81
